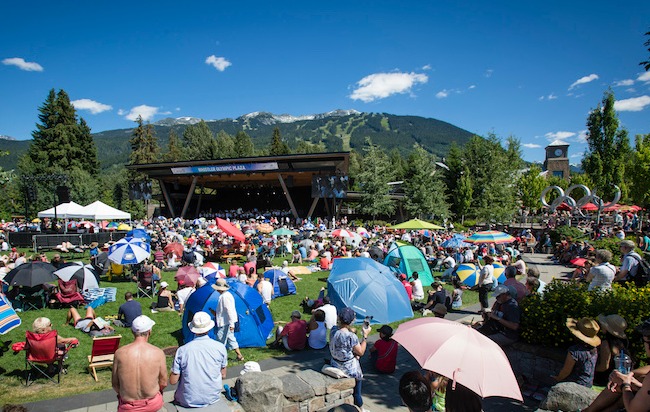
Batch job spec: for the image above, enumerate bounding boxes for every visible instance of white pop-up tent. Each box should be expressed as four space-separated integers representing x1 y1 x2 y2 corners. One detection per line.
37 201 87 219
77 201 131 220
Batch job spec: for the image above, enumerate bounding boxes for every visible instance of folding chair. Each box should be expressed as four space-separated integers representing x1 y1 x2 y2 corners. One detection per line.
53 278 85 307
136 271 157 299
108 262 125 281
87 335 121 381
15 286 46 311
25 330 65 385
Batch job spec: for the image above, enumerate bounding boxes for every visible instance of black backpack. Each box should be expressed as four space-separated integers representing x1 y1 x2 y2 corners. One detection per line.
629 254 650 287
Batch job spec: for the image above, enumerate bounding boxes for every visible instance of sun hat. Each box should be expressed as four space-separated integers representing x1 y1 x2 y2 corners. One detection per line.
131 315 156 333
339 307 356 325
597 314 627 339
378 325 393 337
90 242 99 248
160 281 168 289
492 285 510 298
566 317 601 347
212 278 230 291
240 361 261 375
433 303 448 316
189 311 215 334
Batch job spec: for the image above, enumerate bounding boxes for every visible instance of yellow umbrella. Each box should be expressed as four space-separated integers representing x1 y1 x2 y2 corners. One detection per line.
31 218 41 223
391 218 444 230
117 223 132 231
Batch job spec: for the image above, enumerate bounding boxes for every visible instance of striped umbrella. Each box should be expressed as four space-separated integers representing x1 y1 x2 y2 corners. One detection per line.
441 235 471 249
200 262 226 280
331 228 354 238
54 263 100 291
455 263 479 287
492 262 506 284
108 237 151 265
464 231 516 245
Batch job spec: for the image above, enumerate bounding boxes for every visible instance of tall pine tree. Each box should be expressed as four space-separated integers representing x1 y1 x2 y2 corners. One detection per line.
182 120 218 160
234 131 255 157
164 128 184 162
268 127 290 156
403 145 449 220
357 138 395 219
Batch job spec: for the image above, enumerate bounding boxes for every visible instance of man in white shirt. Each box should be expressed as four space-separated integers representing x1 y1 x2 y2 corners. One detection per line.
410 272 425 301
256 273 273 305
211 279 244 361
318 296 338 333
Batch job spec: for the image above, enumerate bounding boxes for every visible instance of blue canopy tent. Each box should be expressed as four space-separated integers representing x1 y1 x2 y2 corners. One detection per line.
383 242 434 286
263 269 297 298
327 257 413 325
181 279 274 347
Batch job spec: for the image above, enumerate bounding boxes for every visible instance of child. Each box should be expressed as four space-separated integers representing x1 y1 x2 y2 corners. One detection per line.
451 277 463 310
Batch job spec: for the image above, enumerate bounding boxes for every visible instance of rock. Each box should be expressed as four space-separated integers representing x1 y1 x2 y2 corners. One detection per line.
539 382 599 412
280 374 315 402
326 377 356 393
297 369 330 395
236 372 284 412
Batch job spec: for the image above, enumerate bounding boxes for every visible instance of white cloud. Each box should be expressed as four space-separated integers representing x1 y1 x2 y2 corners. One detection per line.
2 57 43 71
523 143 541 148
626 88 637 93
577 129 588 143
614 95 650 112
71 98 112 114
117 109 126 116
468 85 476 89
205 55 232 71
614 79 634 87
484 69 493 78
539 93 557 101
422 64 432 70
123 105 160 121
435 89 449 99
638 72 650 82
545 131 575 141
568 73 599 90
349 72 428 102
571 152 584 159
175 107 181 111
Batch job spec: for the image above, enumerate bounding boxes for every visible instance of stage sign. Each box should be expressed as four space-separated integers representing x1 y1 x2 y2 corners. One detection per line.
312 175 349 198
171 162 279 175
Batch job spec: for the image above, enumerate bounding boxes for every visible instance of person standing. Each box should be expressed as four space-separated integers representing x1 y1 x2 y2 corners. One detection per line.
476 256 495 313
112 316 167 412
169 312 230 411
212 279 244 361
113 292 142 328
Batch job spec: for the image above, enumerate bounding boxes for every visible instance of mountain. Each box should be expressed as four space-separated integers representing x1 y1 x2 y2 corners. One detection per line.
0 111 476 171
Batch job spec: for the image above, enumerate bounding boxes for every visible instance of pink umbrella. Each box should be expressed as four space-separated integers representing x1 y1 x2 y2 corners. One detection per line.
570 257 587 267
216 218 245 242
393 317 523 401
174 266 200 286
331 228 353 238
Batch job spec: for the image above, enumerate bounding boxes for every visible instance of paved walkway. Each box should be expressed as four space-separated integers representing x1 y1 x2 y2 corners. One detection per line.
26 253 569 412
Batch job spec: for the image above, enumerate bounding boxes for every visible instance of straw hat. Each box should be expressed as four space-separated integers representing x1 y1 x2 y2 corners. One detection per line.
188 311 215 335
566 317 601 347
212 278 230 291
90 242 99 248
597 314 627 339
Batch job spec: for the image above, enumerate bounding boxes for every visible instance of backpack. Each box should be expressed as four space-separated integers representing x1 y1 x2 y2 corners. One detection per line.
629 254 650 287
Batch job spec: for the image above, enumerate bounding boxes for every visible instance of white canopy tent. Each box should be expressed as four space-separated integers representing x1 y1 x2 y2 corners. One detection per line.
37 201 87 219
76 201 131 220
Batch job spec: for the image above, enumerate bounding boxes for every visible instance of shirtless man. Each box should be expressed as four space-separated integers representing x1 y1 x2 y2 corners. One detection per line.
112 315 167 412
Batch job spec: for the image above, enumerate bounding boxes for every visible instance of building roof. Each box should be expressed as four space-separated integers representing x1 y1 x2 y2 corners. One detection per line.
547 139 569 147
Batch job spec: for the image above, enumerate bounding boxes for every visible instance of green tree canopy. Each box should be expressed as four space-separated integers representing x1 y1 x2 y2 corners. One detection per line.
234 131 255 157
629 134 650 206
357 138 395 218
641 28 650 71
164 128 184 162
215 130 236 158
516 165 547 213
402 145 449 220
268 127 290 156
182 120 218 160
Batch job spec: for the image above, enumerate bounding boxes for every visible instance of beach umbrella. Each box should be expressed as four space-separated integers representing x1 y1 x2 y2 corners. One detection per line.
271 228 296 236
257 223 273 234
331 228 354 238
216 218 245 242
580 203 599 211
5 261 57 288
164 242 184 258
492 262 506 284
441 235 470 249
108 237 151 265
393 317 522 401
174 266 201 286
127 228 151 242
54 263 100 291
570 257 588 267
31 218 41 223
464 231 516 245
303 222 316 230
454 263 479 287
344 232 363 246
117 223 132 231
356 227 370 238
391 218 444 230
200 262 226 280
106 222 120 230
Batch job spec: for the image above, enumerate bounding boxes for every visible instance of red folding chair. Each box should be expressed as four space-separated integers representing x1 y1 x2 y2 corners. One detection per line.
25 330 65 385
53 278 85 307
87 335 122 381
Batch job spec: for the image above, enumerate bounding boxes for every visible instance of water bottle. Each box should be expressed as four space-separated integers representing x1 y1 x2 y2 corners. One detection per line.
614 350 632 374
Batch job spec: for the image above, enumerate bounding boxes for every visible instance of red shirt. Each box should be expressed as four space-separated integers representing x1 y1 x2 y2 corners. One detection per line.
228 264 239 278
373 338 398 373
401 280 413 300
244 261 256 276
280 320 308 350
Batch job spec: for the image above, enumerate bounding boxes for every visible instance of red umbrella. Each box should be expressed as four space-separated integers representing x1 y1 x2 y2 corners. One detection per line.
556 202 572 211
580 203 599 211
570 257 587 267
216 218 245 241
164 242 184 258
603 204 621 212
331 228 353 238
174 266 200 286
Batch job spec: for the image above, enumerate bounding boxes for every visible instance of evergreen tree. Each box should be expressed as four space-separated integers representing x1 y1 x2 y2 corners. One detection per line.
348 149 362 190
234 131 255 157
77 118 100 175
215 130 236 158
268 127 290 156
516 165 547 213
389 148 406 181
182 120 218 160
403 145 448 219
164 128 183 162
357 138 395 219
629 134 650 206
129 116 159 165
582 91 630 200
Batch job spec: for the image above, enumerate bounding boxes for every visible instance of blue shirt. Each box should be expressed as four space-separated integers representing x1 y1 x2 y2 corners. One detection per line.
172 335 228 408
117 300 142 327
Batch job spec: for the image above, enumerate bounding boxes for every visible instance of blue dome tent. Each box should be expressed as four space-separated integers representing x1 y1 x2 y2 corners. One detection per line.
263 269 297 298
384 242 434 286
181 279 274 347
327 257 413 325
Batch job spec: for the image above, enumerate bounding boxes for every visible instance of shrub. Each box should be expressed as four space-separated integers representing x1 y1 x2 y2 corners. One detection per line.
590 237 626 266
549 225 587 245
521 280 650 363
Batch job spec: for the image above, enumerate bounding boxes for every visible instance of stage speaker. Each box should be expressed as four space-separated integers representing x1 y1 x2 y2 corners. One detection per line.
56 186 70 203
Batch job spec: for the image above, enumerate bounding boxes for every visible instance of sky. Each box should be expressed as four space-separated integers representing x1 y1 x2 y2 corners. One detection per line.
1 1 649 163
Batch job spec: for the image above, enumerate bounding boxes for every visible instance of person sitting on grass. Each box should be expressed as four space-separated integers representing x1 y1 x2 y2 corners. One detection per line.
307 309 328 350
150 281 175 313
65 307 114 337
113 292 142 328
273 310 308 351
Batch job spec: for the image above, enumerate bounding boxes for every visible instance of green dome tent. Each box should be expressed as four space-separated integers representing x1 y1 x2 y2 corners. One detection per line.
384 242 434 286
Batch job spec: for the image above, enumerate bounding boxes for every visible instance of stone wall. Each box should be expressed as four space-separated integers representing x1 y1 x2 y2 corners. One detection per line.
234 369 356 412
505 341 566 387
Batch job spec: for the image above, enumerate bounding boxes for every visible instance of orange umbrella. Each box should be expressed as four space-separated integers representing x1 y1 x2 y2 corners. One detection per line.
164 242 184 258
216 218 245 242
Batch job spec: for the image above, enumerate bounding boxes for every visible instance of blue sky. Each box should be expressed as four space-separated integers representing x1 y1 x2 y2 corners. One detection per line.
1 1 649 163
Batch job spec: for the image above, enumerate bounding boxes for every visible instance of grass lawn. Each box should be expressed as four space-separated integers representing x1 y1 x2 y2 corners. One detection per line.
0 248 478 404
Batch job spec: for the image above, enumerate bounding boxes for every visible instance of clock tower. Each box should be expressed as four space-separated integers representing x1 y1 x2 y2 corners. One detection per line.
543 140 570 179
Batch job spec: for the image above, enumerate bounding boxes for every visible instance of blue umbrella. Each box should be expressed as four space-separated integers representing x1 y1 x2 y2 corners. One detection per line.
127 228 151 242
108 237 151 265
441 235 470 249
